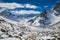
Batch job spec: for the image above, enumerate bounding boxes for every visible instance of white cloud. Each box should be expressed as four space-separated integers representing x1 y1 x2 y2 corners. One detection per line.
25 4 38 9
11 10 40 14
44 6 48 8
0 2 24 9
0 2 38 9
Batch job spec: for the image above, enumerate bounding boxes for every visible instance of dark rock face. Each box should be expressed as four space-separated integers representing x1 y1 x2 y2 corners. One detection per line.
39 10 51 27
54 2 60 16
54 2 60 11
40 10 50 20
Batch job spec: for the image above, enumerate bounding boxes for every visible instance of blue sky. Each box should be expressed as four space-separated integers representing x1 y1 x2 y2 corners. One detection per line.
0 0 60 14
2 0 59 10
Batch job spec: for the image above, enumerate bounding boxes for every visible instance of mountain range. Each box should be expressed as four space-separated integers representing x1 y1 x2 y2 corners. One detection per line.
0 2 60 28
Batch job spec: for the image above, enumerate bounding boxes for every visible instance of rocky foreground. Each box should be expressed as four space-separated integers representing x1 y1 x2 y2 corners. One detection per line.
0 16 60 40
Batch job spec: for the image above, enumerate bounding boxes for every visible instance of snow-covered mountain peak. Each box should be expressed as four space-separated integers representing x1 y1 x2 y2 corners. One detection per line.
27 2 60 28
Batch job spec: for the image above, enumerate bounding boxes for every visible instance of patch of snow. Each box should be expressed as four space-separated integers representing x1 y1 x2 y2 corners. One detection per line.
0 37 20 40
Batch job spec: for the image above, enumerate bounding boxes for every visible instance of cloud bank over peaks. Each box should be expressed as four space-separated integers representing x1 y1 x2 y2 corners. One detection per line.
0 2 39 9
24 4 38 9
11 10 41 14
0 2 41 14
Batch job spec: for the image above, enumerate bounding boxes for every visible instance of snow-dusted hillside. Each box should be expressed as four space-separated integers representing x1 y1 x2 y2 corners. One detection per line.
0 1 60 40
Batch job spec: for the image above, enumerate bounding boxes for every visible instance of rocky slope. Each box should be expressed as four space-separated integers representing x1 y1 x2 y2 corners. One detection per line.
0 1 60 40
